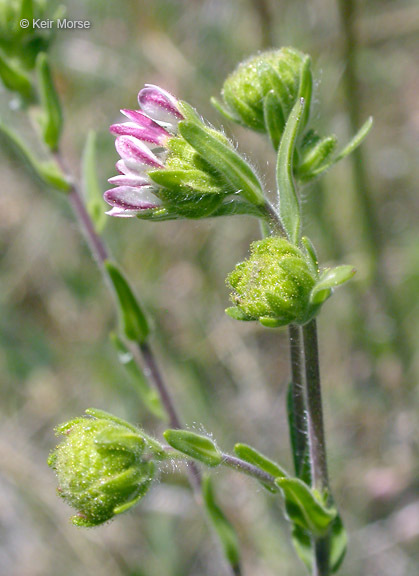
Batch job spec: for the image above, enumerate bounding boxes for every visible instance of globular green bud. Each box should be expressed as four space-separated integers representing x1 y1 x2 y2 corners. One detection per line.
164 429 223 467
48 410 156 527
226 237 355 327
213 48 312 148
226 237 319 327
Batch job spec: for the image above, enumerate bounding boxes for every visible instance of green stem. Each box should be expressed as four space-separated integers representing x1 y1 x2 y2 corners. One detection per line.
337 0 412 372
302 319 330 576
288 324 309 480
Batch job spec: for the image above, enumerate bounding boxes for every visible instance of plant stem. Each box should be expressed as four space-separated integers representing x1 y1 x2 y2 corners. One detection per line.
302 319 328 495
302 319 330 576
250 0 275 49
337 0 412 372
221 453 277 489
56 153 238 576
288 324 309 480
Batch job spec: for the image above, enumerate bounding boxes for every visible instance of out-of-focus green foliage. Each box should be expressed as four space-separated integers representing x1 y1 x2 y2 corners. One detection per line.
1 1 418 576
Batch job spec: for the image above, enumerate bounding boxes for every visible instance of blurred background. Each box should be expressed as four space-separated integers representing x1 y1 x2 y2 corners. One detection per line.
0 1 418 575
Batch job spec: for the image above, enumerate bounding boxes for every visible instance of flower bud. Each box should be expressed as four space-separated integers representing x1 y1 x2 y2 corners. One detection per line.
226 237 319 327
213 48 312 147
48 410 155 527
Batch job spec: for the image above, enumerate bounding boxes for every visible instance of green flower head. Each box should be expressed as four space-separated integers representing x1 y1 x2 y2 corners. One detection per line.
213 48 312 149
226 237 319 328
48 409 155 527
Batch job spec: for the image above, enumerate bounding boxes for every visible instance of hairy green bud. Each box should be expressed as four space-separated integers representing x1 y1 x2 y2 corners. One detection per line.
213 48 312 148
226 237 355 327
48 410 155 527
226 237 318 327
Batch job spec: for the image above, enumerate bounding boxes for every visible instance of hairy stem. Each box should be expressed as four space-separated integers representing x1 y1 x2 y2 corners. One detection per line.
302 319 330 576
288 324 309 480
221 453 277 488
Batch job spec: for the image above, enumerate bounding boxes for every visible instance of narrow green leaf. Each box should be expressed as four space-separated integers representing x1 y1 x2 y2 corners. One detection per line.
179 104 265 206
297 56 313 132
310 117 373 178
276 99 304 243
110 333 165 420
0 50 33 99
301 236 319 276
333 116 373 163
276 477 337 536
163 429 222 467
202 475 241 572
82 131 107 232
19 0 34 24
210 96 239 123
310 265 356 305
94 429 145 452
263 90 285 150
36 53 62 150
0 121 70 191
149 168 221 194
290 514 348 574
105 260 150 343
225 307 253 321
234 443 287 493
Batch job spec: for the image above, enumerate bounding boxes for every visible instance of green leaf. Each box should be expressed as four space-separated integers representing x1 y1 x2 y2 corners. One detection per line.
0 49 33 99
276 98 304 243
297 56 313 132
179 103 265 206
202 476 241 572
105 261 150 343
276 477 337 536
36 53 62 151
225 306 253 322
149 168 221 194
110 333 165 420
0 121 70 191
263 89 285 150
94 429 145 452
310 117 373 178
163 429 222 467
82 131 107 232
300 236 319 276
291 514 348 574
210 96 239 123
310 265 356 305
234 443 287 492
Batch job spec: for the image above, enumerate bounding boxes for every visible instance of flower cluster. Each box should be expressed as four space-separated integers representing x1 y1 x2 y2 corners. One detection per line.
105 85 266 220
226 237 319 327
48 409 156 527
105 85 182 217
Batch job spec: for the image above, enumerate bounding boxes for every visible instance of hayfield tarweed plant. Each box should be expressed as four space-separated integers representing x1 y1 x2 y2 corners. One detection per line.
1 6 374 573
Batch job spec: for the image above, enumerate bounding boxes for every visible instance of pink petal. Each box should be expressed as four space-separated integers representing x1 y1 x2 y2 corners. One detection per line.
108 174 150 186
110 121 169 146
138 84 183 125
115 136 164 169
105 207 140 218
104 185 162 210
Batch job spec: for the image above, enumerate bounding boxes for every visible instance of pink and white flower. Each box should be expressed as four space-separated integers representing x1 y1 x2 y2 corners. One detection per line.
105 85 183 217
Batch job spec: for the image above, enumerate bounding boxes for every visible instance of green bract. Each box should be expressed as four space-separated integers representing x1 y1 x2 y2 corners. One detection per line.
48 410 155 527
213 48 312 148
